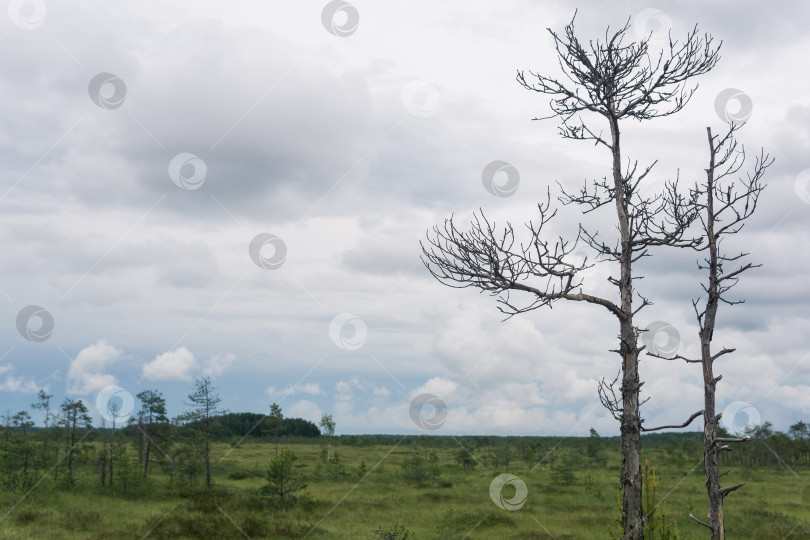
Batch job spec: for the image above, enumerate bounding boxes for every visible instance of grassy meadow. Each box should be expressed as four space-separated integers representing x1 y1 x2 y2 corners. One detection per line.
1 437 808 539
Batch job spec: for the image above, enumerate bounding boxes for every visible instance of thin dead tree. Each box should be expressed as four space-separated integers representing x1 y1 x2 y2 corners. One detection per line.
649 123 770 538
422 13 719 539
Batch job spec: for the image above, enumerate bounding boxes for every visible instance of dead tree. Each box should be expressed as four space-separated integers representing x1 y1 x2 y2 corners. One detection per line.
650 124 770 538
422 13 719 539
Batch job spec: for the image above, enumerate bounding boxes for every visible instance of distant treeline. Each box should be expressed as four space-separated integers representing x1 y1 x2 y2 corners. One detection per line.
331 426 810 470
118 412 321 440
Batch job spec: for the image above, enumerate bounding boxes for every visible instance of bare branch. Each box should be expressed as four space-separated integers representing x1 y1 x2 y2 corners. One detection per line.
710 347 736 362
517 15 721 125
719 483 745 497
715 436 751 444
598 370 623 421
642 410 703 432
689 514 712 530
646 351 702 363
420 194 626 320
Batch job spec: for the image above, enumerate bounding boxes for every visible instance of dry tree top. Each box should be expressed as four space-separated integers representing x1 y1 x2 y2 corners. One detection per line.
423 13 721 321
517 11 721 131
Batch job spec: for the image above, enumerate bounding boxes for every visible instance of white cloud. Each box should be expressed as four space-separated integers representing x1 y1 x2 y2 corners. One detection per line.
287 400 322 424
373 386 391 399
67 340 123 395
297 383 323 395
334 380 353 400
334 378 365 401
266 382 324 399
0 373 40 394
202 353 236 377
141 347 197 381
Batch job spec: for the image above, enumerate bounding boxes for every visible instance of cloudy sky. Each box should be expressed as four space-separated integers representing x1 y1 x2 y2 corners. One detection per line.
1 0 808 437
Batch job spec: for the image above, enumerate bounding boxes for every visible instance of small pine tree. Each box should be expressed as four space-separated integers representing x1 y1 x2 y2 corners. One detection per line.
327 449 347 480
262 449 306 499
550 453 576 487
455 447 476 470
114 444 133 496
642 460 681 540
587 427 602 463
356 460 368 480
403 449 427 481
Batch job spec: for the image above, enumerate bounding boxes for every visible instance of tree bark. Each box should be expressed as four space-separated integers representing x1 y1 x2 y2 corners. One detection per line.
610 113 644 540
702 126 724 539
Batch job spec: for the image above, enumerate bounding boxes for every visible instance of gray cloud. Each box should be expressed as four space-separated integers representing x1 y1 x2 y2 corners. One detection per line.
1 0 807 435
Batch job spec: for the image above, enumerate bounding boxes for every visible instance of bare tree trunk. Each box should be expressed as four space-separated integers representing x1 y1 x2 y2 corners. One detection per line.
685 125 769 537
611 114 643 540
205 416 211 489
620 342 643 537
702 126 725 539
143 436 151 479
702 358 724 539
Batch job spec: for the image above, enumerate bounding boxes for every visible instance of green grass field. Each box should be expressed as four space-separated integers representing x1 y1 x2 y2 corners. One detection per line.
1 441 808 539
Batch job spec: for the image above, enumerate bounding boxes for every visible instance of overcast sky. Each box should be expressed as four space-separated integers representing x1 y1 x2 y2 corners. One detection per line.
1 0 808 436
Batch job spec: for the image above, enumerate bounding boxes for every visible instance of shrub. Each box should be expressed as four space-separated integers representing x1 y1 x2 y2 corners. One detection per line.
228 470 250 480
371 522 412 539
